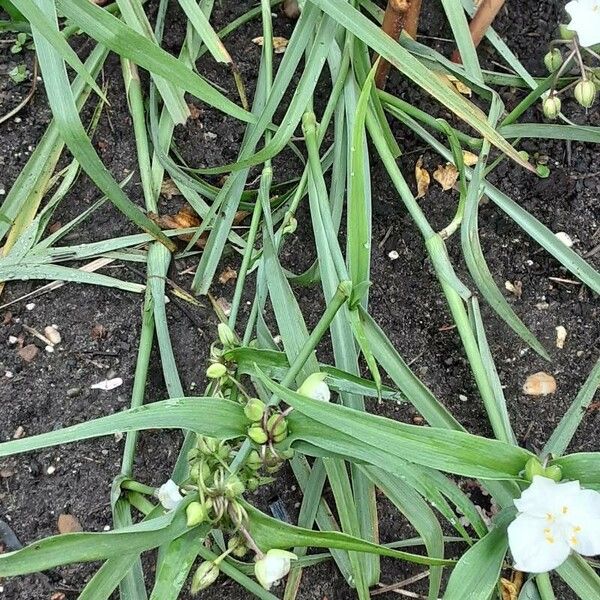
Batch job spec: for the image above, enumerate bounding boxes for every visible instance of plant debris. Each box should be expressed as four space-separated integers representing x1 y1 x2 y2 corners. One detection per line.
414 156 430 198
433 163 459 191
555 325 567 349
252 36 289 53
523 372 557 396
91 378 123 391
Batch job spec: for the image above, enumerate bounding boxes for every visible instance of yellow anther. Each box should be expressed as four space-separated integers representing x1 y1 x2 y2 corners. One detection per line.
562 505 569 514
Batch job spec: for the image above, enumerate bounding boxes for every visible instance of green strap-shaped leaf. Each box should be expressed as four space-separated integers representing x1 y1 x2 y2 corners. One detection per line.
556 554 600 599
0 398 246 458
245 503 453 566
551 453 600 489
443 510 512 599
307 0 532 170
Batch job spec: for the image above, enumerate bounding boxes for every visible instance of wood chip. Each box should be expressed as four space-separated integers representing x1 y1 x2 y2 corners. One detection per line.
462 151 479 166
414 156 430 199
18 344 38 362
57 514 83 534
555 325 567 349
12 426 25 439
523 372 557 396
433 163 459 191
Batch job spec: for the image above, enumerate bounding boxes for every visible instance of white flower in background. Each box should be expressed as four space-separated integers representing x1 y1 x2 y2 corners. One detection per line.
565 0 600 47
255 549 297 590
297 372 330 402
156 479 183 510
507 476 600 573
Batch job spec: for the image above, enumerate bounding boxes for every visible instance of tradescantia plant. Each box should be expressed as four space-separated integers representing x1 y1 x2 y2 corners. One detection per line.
0 0 600 599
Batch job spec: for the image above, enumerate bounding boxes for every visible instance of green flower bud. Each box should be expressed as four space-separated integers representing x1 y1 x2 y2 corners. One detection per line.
283 216 297 235
524 457 545 482
186 501 209 527
267 414 288 438
279 448 295 460
228 535 248 557
542 94 561 119
217 443 231 461
217 323 237 347
224 475 246 498
544 464 563 482
246 477 260 492
574 79 596 108
543 48 563 73
248 424 268 445
558 23 576 40
197 436 219 455
206 362 227 379
190 461 211 484
246 449 263 471
191 561 219 593
244 398 266 422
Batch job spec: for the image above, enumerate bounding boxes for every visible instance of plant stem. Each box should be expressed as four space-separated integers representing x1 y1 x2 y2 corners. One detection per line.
375 0 410 89
404 0 422 39
451 0 506 63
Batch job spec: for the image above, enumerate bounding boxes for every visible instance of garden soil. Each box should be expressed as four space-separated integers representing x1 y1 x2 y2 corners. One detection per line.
0 0 599 598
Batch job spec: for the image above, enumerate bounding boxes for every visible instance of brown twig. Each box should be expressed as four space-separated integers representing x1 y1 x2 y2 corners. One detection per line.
404 0 423 40
451 0 506 63
374 0 410 89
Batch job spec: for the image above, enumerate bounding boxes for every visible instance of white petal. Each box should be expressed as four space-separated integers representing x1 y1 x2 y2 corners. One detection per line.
508 513 571 573
563 488 600 555
297 373 330 402
574 519 600 556
157 479 183 510
514 477 580 518
254 550 296 590
566 0 600 47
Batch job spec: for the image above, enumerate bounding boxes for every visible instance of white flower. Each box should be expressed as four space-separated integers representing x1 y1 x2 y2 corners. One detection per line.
297 372 330 402
156 479 183 510
255 549 297 590
566 0 600 47
507 476 600 573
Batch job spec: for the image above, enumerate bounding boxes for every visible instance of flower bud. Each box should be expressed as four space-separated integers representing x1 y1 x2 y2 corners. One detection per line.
283 216 297 235
186 500 209 527
246 477 260 492
267 414 287 438
279 448 295 460
574 79 596 108
206 362 227 379
543 48 563 73
228 535 248 557
197 436 219 455
544 464 562 482
217 442 231 461
224 475 246 498
246 449 263 471
524 457 545 482
248 424 268 445
217 323 237 347
297 372 330 402
191 561 219 593
244 398 266 422
542 94 561 119
190 461 211 484
558 23 576 40
255 549 297 590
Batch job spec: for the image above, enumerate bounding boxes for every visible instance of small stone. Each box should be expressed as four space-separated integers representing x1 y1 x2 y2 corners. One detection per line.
523 372 557 396
67 387 81 398
18 344 38 362
554 231 573 247
5 371 13 378
0 468 15 478
555 325 567 349
57 514 83 534
7 336 18 345
388 250 399 260
44 326 61 345
45 345 54 353
459 394 468 402
25 302 35 311
12 426 24 439
46 465 56 475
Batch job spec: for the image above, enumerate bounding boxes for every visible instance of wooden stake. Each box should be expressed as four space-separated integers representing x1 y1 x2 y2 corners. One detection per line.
374 0 410 89
451 0 506 63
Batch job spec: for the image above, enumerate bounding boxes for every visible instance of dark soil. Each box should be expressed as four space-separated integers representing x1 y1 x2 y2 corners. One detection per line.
1 0 599 599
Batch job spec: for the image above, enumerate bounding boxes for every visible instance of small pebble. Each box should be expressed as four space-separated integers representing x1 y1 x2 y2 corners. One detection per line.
459 394 468 402
388 250 399 260
67 387 81 398
5 371 13 378
7 336 18 345
103 525 111 531
45 345 54 353
554 231 573 247
25 302 35 311
44 326 61 345
12 426 24 439
46 465 56 475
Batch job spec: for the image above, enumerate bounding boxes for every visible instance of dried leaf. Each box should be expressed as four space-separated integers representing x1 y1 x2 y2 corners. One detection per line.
57 514 83 534
187 103 202 120
252 36 289 54
149 206 204 247
555 325 567 349
462 151 479 166
504 280 522 299
160 179 183 200
500 578 519 600
283 0 300 18
446 74 472 96
218 267 238 285
433 163 459 191
523 372 557 396
414 156 430 199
